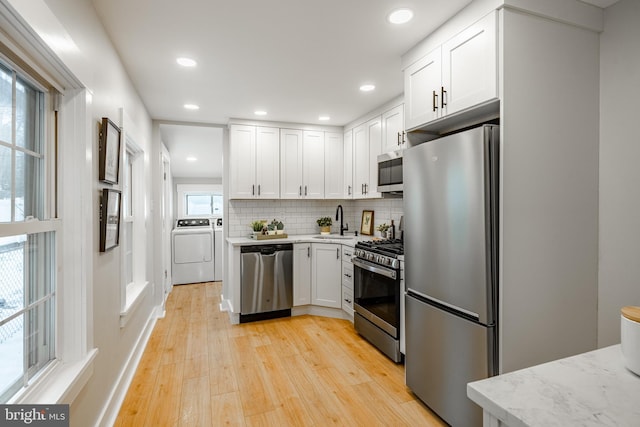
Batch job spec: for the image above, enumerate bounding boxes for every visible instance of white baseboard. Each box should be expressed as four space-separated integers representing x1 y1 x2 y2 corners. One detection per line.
96 306 159 427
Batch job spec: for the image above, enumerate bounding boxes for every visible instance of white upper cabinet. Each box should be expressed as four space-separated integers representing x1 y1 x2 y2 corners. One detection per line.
229 124 279 199
404 11 497 130
280 129 304 198
353 116 381 199
303 131 325 199
255 126 280 198
343 129 353 199
405 48 442 130
441 11 497 116
324 132 344 199
381 104 405 153
280 129 325 199
353 123 368 199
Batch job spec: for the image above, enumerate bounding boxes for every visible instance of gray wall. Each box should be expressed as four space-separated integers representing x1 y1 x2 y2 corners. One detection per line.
598 0 640 346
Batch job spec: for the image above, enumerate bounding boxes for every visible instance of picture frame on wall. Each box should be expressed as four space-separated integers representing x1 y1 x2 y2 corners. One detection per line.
98 117 121 184
100 189 121 252
360 210 374 235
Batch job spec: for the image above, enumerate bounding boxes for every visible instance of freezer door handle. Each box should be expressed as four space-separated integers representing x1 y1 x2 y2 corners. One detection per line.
407 288 480 322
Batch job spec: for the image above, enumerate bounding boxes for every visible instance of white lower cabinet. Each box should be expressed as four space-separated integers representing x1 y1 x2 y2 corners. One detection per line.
293 243 311 306
341 245 354 316
311 243 342 308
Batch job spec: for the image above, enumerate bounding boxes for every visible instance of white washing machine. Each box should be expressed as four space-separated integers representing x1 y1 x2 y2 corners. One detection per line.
172 218 215 285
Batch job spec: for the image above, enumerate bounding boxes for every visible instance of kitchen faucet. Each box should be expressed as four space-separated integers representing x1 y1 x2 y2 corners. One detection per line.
335 204 348 236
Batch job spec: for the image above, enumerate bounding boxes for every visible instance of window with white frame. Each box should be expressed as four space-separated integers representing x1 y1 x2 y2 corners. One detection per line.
119 130 146 325
176 184 222 218
0 59 58 403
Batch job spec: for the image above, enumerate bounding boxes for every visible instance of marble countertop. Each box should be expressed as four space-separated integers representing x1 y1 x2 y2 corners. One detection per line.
467 345 640 427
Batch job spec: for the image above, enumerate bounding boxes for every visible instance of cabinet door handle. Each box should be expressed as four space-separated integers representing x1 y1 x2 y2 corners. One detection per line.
397 132 401 145
258 184 261 196
305 185 308 196
348 185 352 196
344 273 352 278
307 246 310 258
433 90 438 112
402 131 406 144
441 86 447 108
336 248 340 259
252 184 255 196
345 298 352 304
299 185 302 196
364 183 368 194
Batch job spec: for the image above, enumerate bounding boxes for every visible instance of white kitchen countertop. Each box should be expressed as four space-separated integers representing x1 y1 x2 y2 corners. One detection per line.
226 233 375 247
467 345 640 427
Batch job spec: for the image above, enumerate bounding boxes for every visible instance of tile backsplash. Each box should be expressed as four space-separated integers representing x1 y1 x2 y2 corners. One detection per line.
228 198 404 238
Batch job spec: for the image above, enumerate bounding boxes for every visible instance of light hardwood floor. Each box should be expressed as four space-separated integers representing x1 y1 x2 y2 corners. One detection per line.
115 282 446 426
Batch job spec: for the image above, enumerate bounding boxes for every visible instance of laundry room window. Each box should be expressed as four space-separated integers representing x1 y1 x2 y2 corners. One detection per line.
0 59 58 403
176 184 222 218
186 193 222 216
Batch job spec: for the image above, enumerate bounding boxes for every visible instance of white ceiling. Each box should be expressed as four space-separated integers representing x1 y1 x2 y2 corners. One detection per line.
89 0 616 178
159 124 223 179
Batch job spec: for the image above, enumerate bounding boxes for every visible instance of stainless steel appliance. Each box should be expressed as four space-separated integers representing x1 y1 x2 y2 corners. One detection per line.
404 124 499 427
240 243 293 323
353 239 403 363
377 149 403 194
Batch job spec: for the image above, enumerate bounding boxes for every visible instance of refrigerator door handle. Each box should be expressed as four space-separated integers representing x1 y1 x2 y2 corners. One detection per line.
407 288 480 321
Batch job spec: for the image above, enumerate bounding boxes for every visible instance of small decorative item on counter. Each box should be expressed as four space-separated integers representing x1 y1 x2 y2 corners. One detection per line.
317 216 332 235
621 306 640 375
376 223 390 238
249 219 288 240
250 220 266 236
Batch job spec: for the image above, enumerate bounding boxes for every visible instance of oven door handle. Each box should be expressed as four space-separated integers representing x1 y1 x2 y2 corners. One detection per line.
352 258 397 280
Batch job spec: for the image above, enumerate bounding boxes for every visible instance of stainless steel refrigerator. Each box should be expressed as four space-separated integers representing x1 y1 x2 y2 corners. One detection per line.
404 125 499 427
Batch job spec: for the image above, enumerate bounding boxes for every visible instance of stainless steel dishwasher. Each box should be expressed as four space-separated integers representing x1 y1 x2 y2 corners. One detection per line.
240 243 293 323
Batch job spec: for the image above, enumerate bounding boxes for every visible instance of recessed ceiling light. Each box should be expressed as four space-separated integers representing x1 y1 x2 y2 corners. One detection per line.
254 110 267 116
184 104 200 110
360 84 375 92
319 115 330 121
388 8 414 25
186 156 197 162
176 57 197 67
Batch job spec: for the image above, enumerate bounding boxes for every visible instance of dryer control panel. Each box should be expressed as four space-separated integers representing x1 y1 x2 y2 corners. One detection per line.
175 218 211 228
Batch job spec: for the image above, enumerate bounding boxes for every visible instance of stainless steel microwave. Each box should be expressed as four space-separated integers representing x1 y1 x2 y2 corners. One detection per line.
377 150 403 194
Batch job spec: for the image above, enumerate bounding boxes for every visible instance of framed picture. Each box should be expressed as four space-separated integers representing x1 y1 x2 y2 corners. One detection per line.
99 117 121 184
100 189 121 252
360 210 374 235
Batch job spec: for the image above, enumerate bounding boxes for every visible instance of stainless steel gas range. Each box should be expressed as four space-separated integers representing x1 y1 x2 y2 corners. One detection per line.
353 239 404 363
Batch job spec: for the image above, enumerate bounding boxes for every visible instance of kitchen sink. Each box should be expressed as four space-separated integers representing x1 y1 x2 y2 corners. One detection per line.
312 234 354 240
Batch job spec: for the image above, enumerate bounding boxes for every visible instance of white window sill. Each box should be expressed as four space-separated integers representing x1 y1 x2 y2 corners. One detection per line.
12 348 98 404
120 281 149 328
